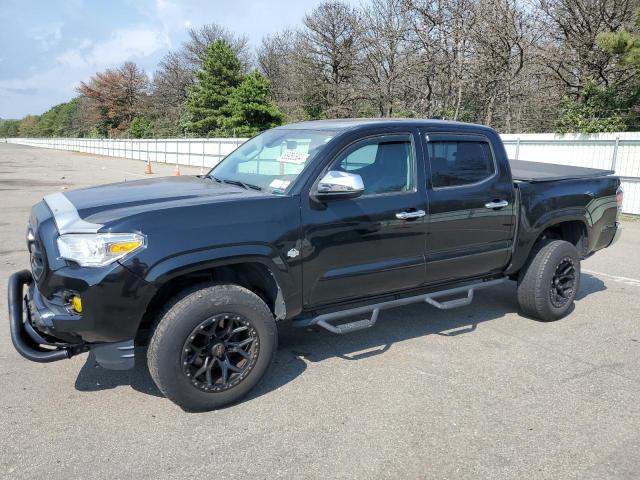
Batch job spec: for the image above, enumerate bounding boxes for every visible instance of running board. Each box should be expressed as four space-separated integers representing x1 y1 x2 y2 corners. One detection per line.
294 278 505 335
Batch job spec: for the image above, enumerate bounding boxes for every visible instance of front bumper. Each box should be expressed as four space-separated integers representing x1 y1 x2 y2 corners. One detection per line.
8 270 79 363
7 270 135 370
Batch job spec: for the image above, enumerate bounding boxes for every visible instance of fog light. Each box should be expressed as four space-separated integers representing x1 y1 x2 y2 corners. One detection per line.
71 296 83 313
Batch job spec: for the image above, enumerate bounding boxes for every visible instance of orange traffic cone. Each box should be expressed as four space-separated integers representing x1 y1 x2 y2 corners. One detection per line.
144 158 153 174
175 163 181 176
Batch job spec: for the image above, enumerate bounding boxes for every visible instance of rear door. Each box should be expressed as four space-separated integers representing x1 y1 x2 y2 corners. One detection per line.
421 132 516 284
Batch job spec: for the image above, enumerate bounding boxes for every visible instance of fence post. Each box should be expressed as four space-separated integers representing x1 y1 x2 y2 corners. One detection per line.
611 136 620 172
515 137 521 160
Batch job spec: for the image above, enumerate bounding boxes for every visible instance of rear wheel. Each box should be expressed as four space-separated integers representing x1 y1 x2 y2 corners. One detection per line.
148 283 277 411
517 240 580 321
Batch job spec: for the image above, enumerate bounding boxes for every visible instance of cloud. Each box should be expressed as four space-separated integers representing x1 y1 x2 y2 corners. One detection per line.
0 25 169 117
56 27 169 71
28 22 64 50
1 86 39 95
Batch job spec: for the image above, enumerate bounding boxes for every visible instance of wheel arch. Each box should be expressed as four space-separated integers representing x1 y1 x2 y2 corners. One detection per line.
137 247 294 341
534 218 589 255
507 214 590 276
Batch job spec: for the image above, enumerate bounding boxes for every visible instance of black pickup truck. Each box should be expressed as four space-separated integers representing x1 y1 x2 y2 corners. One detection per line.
8 119 622 411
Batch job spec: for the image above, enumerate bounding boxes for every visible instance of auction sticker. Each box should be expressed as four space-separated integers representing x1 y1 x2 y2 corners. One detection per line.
278 150 309 164
269 179 291 190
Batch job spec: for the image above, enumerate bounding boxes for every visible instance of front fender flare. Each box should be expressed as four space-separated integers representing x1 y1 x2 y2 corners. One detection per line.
144 244 297 319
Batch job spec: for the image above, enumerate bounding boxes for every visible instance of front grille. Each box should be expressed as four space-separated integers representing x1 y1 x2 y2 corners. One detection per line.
27 225 45 281
30 238 45 280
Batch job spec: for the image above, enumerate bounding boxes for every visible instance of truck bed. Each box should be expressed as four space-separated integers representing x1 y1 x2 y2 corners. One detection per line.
509 160 614 183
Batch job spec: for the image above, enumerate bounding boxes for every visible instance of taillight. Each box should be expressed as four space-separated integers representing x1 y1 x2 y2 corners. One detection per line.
616 185 624 210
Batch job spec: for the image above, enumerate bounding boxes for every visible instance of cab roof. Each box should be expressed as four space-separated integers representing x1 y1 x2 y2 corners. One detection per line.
275 118 495 134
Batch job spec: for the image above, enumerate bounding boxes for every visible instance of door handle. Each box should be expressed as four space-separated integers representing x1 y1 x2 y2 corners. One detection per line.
485 200 509 209
396 210 426 220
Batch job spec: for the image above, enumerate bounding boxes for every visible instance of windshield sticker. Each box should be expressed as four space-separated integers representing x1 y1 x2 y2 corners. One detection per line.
278 150 309 165
269 179 291 190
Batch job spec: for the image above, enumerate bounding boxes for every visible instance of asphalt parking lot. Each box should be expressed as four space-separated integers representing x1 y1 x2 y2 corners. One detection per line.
1 143 639 479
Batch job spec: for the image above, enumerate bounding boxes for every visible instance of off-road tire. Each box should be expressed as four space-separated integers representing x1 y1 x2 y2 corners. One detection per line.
148 283 277 411
517 240 580 321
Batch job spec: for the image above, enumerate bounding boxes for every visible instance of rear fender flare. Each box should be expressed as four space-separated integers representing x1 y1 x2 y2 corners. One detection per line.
507 209 590 275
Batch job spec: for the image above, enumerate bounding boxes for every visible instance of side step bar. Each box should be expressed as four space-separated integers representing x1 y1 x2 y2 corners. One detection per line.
294 278 505 334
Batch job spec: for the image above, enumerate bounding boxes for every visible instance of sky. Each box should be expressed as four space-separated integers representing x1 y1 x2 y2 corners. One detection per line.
0 0 361 119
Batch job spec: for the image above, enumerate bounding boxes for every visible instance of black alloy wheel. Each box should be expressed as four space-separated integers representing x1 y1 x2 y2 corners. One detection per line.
549 257 576 308
182 313 259 392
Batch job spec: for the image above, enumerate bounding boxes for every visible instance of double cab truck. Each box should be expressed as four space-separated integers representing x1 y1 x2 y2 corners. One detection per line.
8 119 622 411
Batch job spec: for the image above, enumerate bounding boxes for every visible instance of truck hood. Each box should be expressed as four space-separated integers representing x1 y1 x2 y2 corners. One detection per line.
56 176 265 228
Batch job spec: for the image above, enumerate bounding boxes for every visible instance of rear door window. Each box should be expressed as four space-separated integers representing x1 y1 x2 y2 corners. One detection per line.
427 139 495 188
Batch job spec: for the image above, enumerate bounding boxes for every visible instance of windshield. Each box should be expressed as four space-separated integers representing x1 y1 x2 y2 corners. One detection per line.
208 129 336 194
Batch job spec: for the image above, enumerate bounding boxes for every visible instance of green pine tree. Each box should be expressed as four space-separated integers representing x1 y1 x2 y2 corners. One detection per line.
556 82 629 134
183 40 243 135
221 71 284 137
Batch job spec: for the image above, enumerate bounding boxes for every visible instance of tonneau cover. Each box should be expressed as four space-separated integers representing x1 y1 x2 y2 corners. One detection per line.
509 159 614 183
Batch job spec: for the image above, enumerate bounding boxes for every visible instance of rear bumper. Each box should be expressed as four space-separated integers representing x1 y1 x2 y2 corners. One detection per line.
608 222 622 247
7 269 134 369
609 222 622 246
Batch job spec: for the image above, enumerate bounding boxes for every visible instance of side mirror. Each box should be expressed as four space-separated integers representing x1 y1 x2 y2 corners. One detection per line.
315 171 365 200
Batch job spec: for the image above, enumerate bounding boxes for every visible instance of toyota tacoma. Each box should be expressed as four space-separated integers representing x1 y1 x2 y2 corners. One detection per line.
8 119 622 411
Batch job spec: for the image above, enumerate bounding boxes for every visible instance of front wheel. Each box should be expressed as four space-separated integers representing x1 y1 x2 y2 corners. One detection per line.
148 283 277 411
517 240 581 321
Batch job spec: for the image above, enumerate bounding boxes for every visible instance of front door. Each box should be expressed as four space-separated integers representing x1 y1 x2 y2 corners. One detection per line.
301 132 428 307
422 131 516 284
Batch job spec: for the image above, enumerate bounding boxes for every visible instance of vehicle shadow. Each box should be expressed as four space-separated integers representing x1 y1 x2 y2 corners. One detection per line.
73 274 606 402
277 275 606 364
74 349 163 397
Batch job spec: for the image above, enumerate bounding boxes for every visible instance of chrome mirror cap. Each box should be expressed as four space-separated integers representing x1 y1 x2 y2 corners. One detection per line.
316 171 365 198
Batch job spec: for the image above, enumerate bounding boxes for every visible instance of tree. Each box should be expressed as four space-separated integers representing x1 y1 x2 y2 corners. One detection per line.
405 0 478 120
128 114 156 138
537 0 637 96
596 7 640 129
299 1 364 117
0 119 20 137
360 0 416 117
258 30 307 121
152 22 252 133
183 24 252 72
17 115 40 137
28 98 89 137
556 82 628 133
221 71 284 136
183 40 243 135
78 62 149 136
151 51 192 134
8 1 640 136
468 0 530 132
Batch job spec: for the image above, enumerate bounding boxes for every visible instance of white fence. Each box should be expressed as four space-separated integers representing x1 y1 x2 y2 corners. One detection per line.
4 132 640 214
4 137 247 170
501 132 640 215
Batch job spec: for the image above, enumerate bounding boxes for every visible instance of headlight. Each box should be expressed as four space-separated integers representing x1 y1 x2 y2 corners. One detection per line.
57 233 145 267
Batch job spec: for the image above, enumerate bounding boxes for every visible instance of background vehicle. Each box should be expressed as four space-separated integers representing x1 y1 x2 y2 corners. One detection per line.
8 119 622 411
